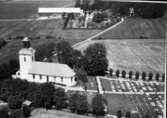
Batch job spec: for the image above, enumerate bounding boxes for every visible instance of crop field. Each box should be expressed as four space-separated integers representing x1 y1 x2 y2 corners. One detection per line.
0 19 101 64
0 0 75 19
93 17 167 39
75 39 165 73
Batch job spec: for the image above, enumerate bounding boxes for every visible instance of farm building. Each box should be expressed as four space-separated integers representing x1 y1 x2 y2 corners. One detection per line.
15 37 76 86
38 7 84 16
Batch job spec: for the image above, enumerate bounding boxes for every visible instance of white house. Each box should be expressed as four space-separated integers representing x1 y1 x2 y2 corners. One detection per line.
15 37 76 86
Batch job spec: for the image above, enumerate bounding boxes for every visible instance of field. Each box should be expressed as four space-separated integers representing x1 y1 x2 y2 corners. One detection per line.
75 39 165 73
93 17 167 39
0 0 75 19
0 19 101 64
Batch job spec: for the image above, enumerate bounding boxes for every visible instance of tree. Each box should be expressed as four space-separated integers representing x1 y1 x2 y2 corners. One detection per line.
93 12 108 23
8 95 23 109
155 73 160 81
56 41 73 66
40 83 55 107
122 70 126 78
76 67 88 86
142 72 146 81
110 69 113 76
69 93 89 114
83 43 108 76
135 72 140 80
129 71 133 79
116 70 120 78
53 88 67 110
92 94 107 116
84 43 106 59
162 73 165 82
117 110 122 118
22 106 31 118
126 112 131 118
84 57 108 76
148 72 153 81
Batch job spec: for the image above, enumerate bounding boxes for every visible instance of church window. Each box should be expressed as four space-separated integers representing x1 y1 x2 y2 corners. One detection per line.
24 57 26 62
40 75 42 80
33 74 35 79
47 76 49 82
61 77 63 82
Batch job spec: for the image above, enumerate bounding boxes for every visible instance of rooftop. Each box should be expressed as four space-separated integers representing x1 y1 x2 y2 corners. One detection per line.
29 62 75 77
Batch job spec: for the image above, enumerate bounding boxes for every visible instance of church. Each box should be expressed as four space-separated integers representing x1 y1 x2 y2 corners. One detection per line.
15 37 76 86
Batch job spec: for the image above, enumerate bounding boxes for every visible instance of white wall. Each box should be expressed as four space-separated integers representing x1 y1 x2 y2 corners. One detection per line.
27 74 76 86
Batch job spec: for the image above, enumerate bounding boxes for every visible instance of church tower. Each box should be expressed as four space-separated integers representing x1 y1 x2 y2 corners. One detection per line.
19 37 35 79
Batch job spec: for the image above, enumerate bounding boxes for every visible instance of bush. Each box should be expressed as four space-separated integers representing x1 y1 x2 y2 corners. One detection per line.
8 95 23 109
116 70 120 78
93 12 108 23
122 70 126 78
129 71 133 79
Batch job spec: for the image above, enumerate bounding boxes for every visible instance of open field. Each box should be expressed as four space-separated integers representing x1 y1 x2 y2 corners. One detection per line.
30 108 95 118
0 19 101 64
0 0 75 19
75 39 165 73
93 17 167 39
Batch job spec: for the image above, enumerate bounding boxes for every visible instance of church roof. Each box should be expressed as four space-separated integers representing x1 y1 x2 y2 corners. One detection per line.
28 62 75 77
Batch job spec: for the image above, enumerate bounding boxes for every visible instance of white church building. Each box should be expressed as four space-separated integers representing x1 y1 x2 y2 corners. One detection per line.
15 37 76 86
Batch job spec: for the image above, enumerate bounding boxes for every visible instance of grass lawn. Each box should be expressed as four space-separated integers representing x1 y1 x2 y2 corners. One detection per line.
0 19 101 64
30 108 95 118
75 39 165 73
93 16 167 39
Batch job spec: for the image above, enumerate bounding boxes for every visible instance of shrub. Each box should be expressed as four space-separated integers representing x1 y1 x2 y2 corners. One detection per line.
129 71 133 79
116 70 120 78
122 70 126 78
8 95 23 109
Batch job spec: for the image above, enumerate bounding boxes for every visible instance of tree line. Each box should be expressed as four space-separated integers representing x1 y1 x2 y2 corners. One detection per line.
75 0 167 18
0 79 108 117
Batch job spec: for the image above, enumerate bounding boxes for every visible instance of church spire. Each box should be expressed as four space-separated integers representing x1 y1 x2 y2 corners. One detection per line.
22 37 30 48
